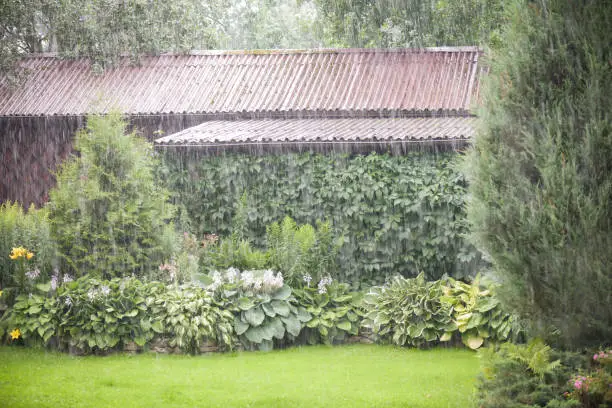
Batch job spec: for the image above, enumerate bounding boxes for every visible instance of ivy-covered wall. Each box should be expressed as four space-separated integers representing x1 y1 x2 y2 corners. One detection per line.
159 151 482 284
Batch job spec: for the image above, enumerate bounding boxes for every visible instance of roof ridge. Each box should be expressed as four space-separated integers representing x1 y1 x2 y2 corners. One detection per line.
21 46 482 59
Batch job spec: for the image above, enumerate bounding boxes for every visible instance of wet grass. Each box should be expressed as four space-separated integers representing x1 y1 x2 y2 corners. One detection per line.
0 344 479 407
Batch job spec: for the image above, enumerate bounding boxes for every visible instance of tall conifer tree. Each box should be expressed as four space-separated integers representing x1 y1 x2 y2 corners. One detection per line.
465 0 612 348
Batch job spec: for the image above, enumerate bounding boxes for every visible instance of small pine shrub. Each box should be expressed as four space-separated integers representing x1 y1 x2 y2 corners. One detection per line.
48 113 177 279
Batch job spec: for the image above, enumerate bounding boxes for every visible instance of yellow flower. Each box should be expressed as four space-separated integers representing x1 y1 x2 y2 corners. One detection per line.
0 290 3 297
10 328 21 340
8 247 33 260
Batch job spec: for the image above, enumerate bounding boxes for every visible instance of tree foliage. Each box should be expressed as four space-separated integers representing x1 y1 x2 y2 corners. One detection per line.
48 113 177 279
465 0 612 348
0 0 223 75
314 0 505 47
1 0 507 79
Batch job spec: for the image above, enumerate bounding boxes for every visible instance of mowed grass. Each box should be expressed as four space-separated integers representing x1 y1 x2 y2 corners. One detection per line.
0 344 479 408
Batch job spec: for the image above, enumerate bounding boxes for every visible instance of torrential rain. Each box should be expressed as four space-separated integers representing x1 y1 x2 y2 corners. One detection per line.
0 1 610 407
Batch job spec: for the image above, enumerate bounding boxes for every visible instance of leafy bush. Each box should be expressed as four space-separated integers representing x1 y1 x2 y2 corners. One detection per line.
206 268 311 351
266 216 341 286
160 151 482 284
293 280 364 345
200 236 268 273
48 113 177 279
442 277 523 349
199 215 341 287
0 202 55 296
1 277 235 354
362 273 455 347
361 274 519 349
3 290 59 346
476 341 588 408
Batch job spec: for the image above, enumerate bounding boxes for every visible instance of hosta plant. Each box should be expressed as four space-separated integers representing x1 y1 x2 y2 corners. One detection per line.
441 277 523 349
362 273 455 347
206 268 310 351
1 291 59 345
56 277 165 351
2 277 236 354
293 277 364 345
148 285 236 353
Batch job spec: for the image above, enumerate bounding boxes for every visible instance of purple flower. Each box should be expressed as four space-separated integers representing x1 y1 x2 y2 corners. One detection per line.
317 275 333 294
50 273 58 290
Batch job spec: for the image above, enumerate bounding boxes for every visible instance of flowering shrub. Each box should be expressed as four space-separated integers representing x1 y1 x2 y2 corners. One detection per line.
7 246 36 297
206 268 310 351
565 350 612 407
0 202 55 296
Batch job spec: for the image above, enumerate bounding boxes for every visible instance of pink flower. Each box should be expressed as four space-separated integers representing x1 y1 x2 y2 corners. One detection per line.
594 353 599 360
574 380 582 389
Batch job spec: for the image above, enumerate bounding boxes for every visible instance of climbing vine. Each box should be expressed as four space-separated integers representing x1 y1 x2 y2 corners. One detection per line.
159 151 482 285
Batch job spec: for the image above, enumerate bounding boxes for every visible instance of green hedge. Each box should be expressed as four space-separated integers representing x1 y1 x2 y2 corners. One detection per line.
159 151 482 284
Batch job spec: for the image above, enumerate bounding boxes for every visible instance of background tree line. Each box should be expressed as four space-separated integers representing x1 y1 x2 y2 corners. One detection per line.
1 0 504 78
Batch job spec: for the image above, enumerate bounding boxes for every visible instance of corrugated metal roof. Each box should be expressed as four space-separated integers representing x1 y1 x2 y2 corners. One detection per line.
0 47 483 117
153 117 475 146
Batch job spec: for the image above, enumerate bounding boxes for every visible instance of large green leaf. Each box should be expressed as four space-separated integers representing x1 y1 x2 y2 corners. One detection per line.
270 300 290 317
237 297 255 311
271 285 291 300
151 320 164 334
281 315 302 337
296 307 312 322
269 317 286 340
244 326 264 343
244 307 265 326
306 317 320 328
258 322 276 341
234 318 250 335
262 303 276 317
462 334 484 349
336 320 352 331
475 297 499 313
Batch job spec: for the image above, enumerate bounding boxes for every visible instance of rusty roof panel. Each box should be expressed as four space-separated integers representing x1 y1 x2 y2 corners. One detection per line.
0 48 482 117
153 117 476 146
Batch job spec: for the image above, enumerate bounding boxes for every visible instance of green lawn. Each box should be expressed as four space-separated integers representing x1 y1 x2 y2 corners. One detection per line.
0 344 479 408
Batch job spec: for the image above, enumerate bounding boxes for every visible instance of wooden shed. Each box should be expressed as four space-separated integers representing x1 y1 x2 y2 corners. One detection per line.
0 47 484 207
